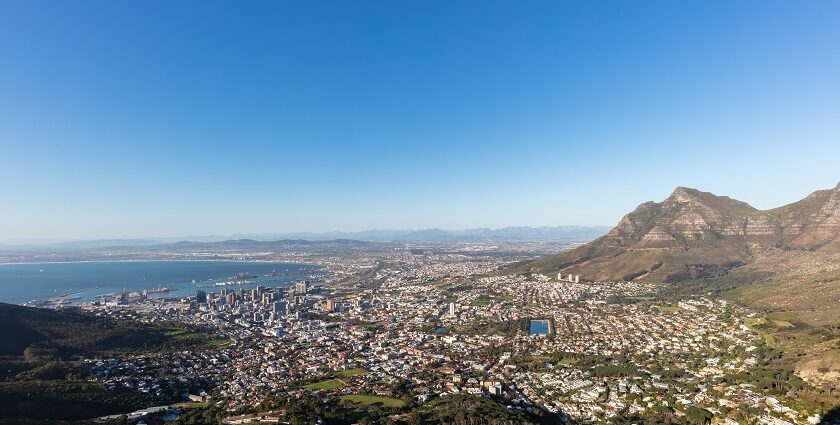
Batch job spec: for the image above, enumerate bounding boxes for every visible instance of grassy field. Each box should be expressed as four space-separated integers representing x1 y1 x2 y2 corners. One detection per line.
304 379 345 390
339 394 406 408
171 401 209 409
336 368 368 378
766 312 798 328
743 317 776 347
161 327 230 350
558 357 578 366
655 305 682 314
469 294 516 307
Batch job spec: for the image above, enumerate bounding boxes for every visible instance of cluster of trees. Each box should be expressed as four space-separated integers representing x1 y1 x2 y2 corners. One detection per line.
454 318 530 337
174 393 571 425
173 404 227 425
664 261 747 284
610 405 713 425
590 364 638 378
721 367 807 396
411 394 567 425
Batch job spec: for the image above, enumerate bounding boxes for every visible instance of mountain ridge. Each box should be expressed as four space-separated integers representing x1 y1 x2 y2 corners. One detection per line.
528 182 840 282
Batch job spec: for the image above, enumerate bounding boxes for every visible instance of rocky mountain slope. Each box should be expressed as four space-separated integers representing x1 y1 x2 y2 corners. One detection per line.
528 182 840 283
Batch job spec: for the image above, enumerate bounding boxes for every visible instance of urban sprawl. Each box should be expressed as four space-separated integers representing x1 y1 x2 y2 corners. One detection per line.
68 243 823 424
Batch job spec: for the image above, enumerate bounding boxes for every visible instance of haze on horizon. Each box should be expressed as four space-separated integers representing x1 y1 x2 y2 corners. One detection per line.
1 1 839 242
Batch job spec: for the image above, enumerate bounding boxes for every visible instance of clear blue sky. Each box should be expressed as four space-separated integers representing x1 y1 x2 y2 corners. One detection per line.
1 1 838 241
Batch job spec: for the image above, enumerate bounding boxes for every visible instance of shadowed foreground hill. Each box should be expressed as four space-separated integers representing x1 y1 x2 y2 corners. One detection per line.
0 303 222 423
0 302 220 359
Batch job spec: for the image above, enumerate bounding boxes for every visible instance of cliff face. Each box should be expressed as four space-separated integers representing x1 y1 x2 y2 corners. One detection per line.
775 183 840 250
529 183 840 282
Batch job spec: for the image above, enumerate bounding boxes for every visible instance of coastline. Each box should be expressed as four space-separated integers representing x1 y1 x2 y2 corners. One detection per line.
0 259 320 267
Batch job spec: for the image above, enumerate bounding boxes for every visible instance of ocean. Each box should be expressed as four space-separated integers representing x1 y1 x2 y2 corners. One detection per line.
0 261 319 304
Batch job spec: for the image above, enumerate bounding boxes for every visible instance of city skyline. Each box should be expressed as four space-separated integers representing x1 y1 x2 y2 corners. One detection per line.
2 1 839 240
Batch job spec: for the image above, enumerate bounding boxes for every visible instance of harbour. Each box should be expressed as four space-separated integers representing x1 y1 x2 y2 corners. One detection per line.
0 261 321 305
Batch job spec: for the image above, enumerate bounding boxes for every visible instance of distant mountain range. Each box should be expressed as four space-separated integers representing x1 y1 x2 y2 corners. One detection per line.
528 182 840 282
150 238 373 251
0 226 611 251
256 226 611 243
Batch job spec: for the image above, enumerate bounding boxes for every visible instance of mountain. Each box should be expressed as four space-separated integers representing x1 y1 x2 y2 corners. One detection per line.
526 182 840 390
528 183 840 282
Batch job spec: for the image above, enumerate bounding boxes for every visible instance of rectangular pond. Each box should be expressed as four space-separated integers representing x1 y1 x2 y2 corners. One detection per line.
529 319 550 335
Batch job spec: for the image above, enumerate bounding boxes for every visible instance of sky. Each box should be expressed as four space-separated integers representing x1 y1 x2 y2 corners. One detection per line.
1 1 839 241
